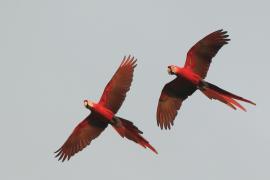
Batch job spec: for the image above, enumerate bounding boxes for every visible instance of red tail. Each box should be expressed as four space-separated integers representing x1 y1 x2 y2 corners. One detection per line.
199 81 256 111
112 117 158 154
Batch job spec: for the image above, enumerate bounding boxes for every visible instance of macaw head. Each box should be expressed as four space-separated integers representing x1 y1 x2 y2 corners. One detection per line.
167 65 179 75
84 99 94 110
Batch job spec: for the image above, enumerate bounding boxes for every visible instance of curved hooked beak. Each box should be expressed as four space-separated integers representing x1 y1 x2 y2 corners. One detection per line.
84 100 94 110
167 66 173 75
84 100 88 107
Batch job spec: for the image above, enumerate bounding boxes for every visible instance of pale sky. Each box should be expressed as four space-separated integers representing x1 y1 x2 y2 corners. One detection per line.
0 0 269 179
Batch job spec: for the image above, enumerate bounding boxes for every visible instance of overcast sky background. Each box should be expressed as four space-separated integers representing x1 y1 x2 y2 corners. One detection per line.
0 0 269 179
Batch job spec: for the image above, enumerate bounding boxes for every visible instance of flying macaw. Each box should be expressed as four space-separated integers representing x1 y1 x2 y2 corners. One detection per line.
157 29 256 130
55 56 157 161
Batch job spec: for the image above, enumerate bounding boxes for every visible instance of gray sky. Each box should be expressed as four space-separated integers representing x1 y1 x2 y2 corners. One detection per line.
0 0 269 179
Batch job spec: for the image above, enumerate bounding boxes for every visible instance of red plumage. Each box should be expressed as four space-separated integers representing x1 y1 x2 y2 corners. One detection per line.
157 30 256 130
55 56 157 162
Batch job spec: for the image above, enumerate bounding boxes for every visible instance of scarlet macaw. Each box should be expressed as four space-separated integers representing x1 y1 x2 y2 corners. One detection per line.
157 30 256 130
55 56 157 161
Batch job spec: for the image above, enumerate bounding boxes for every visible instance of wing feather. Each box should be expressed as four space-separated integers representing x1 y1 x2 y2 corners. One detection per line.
99 55 137 113
157 77 197 129
185 29 230 79
55 113 108 162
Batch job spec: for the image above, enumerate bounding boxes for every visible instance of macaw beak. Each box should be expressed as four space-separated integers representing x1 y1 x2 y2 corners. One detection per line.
84 100 95 110
167 67 172 75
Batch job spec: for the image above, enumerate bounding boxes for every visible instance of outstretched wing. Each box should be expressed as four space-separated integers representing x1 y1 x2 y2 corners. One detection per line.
55 113 108 162
184 29 230 79
157 77 197 129
99 55 137 113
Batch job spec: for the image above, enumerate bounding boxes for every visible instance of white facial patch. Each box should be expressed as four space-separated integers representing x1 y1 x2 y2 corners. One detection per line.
87 100 94 107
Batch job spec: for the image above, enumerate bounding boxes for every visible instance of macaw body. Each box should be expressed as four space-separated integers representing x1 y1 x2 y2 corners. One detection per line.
84 99 157 153
55 56 157 162
157 30 256 130
170 66 201 85
86 101 115 121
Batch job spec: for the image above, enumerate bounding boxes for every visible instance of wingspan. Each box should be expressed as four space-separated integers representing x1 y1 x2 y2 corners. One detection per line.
157 77 197 129
99 55 137 113
184 29 230 79
55 113 108 162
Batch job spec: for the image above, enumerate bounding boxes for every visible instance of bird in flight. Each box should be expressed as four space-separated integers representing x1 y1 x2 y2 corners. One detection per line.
55 56 157 162
157 29 256 130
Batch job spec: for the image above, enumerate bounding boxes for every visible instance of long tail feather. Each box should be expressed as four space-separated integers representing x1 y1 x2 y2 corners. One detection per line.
199 81 256 111
112 116 158 154
206 82 256 105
